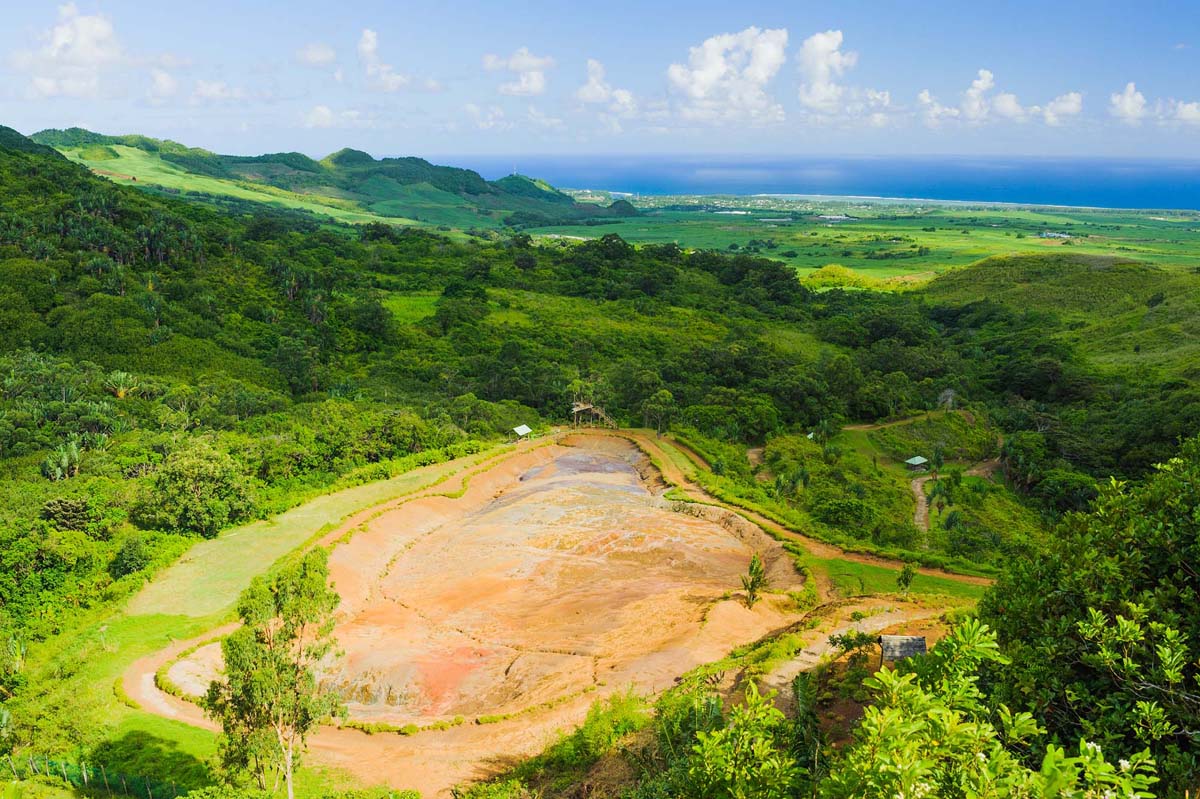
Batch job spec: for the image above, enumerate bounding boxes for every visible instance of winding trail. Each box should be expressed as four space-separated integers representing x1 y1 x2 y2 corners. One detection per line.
912 475 932 530
911 458 1004 531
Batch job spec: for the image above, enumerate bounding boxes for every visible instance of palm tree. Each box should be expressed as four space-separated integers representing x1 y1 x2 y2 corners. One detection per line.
930 446 945 480
741 553 769 608
41 440 81 481
106 371 140 399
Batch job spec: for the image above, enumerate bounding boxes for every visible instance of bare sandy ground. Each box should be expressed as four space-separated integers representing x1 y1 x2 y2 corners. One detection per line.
157 434 802 796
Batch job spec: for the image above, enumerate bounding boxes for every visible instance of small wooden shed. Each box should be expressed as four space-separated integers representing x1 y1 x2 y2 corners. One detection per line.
513 424 533 440
904 455 929 472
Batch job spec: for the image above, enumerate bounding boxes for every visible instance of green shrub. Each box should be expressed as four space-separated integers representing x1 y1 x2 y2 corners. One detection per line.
134 440 256 537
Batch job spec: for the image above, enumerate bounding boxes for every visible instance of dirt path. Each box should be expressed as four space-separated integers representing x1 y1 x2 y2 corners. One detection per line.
912 458 1004 531
967 458 1002 480
843 415 934 432
911 475 932 530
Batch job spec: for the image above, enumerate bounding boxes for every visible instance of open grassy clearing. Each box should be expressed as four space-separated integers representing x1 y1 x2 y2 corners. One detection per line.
59 145 398 225
380 291 441 326
801 553 987 601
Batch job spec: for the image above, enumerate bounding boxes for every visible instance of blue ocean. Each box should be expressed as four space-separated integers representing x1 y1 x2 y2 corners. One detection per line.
431 155 1200 211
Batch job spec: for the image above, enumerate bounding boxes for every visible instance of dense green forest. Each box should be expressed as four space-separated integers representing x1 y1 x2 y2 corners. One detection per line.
1 123 1198 797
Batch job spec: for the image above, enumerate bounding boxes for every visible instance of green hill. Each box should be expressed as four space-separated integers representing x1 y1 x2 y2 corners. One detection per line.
925 253 1200 379
30 127 634 231
0 124 62 156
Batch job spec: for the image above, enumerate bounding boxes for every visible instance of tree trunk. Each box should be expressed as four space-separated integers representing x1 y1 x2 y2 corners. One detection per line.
284 743 294 799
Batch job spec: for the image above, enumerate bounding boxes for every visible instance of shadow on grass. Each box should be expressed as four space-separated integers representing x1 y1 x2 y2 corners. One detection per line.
91 731 212 794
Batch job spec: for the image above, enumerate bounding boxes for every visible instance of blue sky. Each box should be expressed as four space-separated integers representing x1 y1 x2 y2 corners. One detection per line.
1 1 1198 159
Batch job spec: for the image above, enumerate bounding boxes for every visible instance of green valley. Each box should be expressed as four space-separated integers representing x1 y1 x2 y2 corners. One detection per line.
0 117 1198 799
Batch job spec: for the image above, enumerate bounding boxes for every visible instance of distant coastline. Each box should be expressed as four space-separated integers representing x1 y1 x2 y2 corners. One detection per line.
425 154 1200 212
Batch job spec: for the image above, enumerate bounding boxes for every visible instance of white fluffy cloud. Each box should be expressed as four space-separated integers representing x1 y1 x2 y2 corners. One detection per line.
1171 100 1200 124
575 59 637 134
792 30 889 125
297 42 337 67
917 88 960 126
1110 82 1147 124
465 103 510 130
191 79 247 104
1041 92 1083 126
13 3 124 98
576 60 636 114
304 105 336 128
147 68 178 103
667 27 788 124
303 104 365 128
920 71 1082 128
796 30 857 113
992 92 1025 120
989 87 1085 125
359 29 410 91
1106 83 1200 126
961 69 995 121
483 47 555 96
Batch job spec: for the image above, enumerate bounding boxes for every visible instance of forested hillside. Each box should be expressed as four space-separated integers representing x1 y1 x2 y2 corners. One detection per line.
2 121 1199 796
30 127 633 230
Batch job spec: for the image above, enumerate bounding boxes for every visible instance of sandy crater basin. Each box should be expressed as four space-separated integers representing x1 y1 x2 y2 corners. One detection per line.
172 436 799 728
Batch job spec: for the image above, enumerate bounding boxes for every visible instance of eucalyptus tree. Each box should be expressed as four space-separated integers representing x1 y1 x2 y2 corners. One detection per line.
203 548 343 799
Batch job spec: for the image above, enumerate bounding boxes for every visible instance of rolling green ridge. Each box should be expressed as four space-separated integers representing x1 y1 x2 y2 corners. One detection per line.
30 127 636 232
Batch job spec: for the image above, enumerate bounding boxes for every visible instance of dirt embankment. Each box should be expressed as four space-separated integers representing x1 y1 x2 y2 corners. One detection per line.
577 429 993 591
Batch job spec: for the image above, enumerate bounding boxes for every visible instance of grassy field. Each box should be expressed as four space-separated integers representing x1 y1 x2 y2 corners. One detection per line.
803 553 987 602
126 449 501 618
365 182 498 228
532 201 1200 284
381 291 441 325
60 145 398 225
